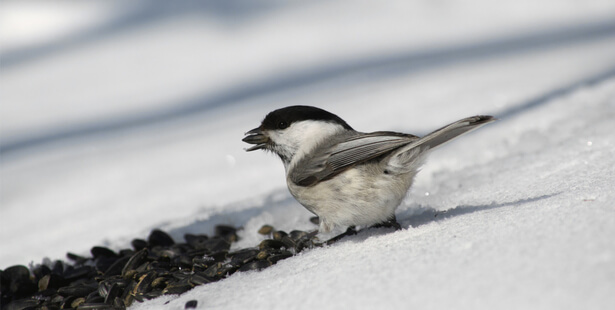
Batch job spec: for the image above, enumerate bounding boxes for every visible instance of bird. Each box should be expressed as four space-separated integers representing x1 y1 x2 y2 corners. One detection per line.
243 105 495 239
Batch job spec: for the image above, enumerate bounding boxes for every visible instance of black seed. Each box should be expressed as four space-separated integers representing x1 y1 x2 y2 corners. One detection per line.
57 284 97 297
268 252 293 264
51 261 64 276
63 266 94 282
103 283 122 305
98 282 111 298
272 231 287 241
86 290 100 299
281 236 296 249
31 264 51 282
119 249 135 257
121 249 148 277
133 292 145 303
207 251 228 263
122 281 137 307
124 294 136 307
185 248 208 258
103 256 130 277
66 252 88 263
238 260 272 272
184 234 209 249
33 288 56 298
142 261 162 271
259 239 286 250
191 257 212 271
71 297 86 308
91 247 118 259
229 249 259 267
3 265 31 281
162 283 193 295
171 272 190 281
178 255 193 268
51 294 64 304
123 270 137 281
185 300 198 309
202 238 231 253
289 230 309 240
131 239 148 251
94 256 119 274
202 263 223 279
1 224 302 308
256 250 269 260
189 273 212 286
108 277 130 289
38 274 66 291
143 289 163 299
77 302 115 309
4 298 40 310
148 229 175 247
134 271 157 295
61 296 77 308
214 225 238 243
151 277 167 289
85 293 105 304
154 249 175 260
3 265 37 298
113 296 125 308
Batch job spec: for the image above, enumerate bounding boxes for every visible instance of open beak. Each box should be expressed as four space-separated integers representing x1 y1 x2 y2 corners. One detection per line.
242 127 269 151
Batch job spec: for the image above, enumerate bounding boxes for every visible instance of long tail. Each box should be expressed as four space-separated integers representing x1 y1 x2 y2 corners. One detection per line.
388 115 495 172
417 115 496 150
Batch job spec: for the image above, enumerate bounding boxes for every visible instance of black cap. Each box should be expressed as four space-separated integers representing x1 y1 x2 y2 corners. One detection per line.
260 106 353 131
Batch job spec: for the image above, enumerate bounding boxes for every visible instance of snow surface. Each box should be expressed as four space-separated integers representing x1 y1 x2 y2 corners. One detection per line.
1 1 615 309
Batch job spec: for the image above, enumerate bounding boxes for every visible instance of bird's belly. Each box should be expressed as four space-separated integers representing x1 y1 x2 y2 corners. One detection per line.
287 165 414 232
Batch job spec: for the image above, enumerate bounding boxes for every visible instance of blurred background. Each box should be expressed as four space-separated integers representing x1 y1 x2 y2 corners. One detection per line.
1 0 615 267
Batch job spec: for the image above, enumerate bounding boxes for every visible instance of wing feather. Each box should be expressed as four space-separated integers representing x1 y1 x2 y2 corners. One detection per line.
290 132 417 186
289 116 495 187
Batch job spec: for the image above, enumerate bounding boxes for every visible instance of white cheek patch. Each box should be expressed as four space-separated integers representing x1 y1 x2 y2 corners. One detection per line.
268 130 299 164
286 121 344 160
269 120 345 169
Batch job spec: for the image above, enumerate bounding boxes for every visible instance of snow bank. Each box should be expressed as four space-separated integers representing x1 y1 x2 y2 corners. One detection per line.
131 78 615 310
2 1 615 309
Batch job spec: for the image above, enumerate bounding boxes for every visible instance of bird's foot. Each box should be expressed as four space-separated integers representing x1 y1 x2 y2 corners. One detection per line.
314 217 401 247
370 217 402 231
324 226 357 245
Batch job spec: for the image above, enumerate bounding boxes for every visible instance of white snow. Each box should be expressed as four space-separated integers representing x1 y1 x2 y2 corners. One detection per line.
1 1 615 309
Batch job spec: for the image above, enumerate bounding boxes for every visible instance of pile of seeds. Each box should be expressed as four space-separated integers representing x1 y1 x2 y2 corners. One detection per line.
1 225 319 310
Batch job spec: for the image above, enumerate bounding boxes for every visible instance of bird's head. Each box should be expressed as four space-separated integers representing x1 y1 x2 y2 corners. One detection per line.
243 105 353 166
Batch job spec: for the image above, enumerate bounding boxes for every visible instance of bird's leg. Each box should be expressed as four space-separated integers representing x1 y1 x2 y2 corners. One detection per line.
304 230 319 239
319 216 401 246
371 216 402 230
325 226 357 245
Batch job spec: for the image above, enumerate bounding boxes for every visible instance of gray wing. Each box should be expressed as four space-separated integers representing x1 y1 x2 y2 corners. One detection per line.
290 132 418 186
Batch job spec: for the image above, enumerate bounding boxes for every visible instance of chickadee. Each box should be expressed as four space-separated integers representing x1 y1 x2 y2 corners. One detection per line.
243 106 494 235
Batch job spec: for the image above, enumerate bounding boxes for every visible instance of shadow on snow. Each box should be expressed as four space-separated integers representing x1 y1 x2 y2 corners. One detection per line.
155 191 558 244
2 18 615 156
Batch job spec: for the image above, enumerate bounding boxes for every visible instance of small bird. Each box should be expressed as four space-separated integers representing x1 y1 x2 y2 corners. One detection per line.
243 106 494 237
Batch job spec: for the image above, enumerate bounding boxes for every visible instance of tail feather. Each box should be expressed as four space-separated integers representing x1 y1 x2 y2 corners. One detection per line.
388 115 495 172
418 115 496 150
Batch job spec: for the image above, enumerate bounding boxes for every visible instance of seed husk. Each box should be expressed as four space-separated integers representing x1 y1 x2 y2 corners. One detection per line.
257 225 274 235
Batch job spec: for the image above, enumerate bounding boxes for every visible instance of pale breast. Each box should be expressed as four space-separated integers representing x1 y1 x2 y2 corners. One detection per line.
287 162 416 232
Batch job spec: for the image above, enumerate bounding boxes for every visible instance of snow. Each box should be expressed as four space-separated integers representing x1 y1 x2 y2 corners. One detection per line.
1 1 615 309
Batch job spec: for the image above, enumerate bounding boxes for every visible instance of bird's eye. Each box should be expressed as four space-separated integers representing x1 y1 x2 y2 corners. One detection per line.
277 121 289 129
